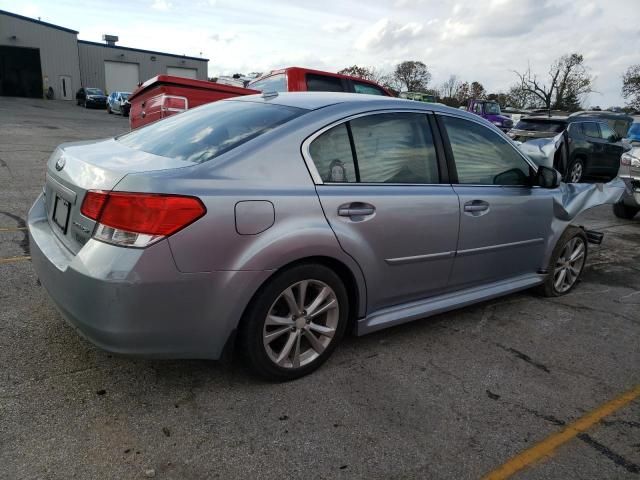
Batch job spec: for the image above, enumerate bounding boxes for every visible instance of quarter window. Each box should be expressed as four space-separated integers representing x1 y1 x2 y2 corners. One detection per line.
308 113 439 184
442 116 531 185
306 74 345 92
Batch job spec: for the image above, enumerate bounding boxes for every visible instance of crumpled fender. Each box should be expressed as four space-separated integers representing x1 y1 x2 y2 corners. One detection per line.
516 132 564 168
542 178 626 268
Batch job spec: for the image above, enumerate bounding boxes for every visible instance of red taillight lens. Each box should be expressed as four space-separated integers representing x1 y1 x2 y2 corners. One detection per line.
81 191 206 246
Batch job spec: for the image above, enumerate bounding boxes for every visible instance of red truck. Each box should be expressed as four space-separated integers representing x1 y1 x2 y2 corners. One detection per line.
128 67 393 129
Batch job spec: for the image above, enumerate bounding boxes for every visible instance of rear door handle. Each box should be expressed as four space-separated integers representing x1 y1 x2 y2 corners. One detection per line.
464 200 489 215
338 203 375 217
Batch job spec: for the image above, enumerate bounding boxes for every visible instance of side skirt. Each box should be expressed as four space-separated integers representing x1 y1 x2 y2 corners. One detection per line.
357 273 545 335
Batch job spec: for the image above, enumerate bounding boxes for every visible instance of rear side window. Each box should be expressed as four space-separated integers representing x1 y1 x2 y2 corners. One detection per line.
306 74 345 92
582 122 601 138
599 123 616 141
353 81 386 96
309 113 439 184
442 116 531 185
248 73 286 92
117 100 305 163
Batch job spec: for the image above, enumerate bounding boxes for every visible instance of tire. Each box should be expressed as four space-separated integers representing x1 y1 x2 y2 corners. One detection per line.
539 226 588 297
613 201 639 219
238 264 349 381
107 105 112 114
567 159 585 183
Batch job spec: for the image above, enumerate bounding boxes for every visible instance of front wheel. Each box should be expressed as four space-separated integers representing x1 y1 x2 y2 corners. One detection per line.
540 226 588 297
567 159 584 183
613 201 639 219
239 264 349 381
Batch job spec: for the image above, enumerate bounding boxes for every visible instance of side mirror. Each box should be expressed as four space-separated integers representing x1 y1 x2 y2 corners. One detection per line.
536 166 562 189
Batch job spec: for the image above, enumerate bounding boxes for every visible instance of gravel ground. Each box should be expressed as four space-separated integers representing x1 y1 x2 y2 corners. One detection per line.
0 97 638 480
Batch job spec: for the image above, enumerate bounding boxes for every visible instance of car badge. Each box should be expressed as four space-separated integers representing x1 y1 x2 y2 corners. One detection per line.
55 157 66 171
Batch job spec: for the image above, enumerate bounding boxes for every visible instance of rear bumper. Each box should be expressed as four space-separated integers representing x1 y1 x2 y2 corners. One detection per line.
28 193 271 359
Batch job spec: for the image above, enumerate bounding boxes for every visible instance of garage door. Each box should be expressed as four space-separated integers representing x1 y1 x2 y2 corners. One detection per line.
0 46 43 98
104 61 140 94
167 67 198 79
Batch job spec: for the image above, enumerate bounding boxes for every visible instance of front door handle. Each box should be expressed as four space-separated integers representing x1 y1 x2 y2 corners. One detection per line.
338 202 375 217
464 200 489 216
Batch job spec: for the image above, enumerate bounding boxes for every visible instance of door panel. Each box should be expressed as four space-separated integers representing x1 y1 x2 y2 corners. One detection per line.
317 185 460 310
450 186 552 288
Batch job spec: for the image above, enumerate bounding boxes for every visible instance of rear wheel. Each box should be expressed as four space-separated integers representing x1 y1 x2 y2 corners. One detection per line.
107 105 112 114
540 226 588 297
567 159 584 183
239 264 348 381
613 201 639 219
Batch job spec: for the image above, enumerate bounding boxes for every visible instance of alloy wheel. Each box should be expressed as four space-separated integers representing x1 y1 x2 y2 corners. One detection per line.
569 162 583 183
554 236 586 293
263 280 339 369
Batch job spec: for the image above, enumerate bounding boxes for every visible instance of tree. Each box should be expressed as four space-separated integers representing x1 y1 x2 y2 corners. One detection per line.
393 61 431 92
439 75 460 99
513 53 593 114
622 64 640 110
338 65 395 90
454 81 470 105
470 81 486 99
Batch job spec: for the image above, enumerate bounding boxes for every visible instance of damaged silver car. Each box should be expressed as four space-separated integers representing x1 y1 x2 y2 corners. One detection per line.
28 93 625 380
614 146 640 219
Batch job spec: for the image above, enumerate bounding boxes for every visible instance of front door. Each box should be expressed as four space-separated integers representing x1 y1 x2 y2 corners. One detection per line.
437 114 554 289
59 75 72 100
306 112 460 312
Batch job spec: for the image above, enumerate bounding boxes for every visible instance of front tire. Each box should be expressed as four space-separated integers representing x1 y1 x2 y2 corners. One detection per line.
567 159 584 183
539 226 588 297
613 201 639 219
239 264 349 381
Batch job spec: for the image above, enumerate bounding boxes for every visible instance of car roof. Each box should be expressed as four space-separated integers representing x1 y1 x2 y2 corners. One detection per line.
227 91 477 118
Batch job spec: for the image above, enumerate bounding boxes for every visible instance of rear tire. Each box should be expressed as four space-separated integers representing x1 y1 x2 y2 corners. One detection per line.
539 226 588 297
238 264 349 381
613 201 639 219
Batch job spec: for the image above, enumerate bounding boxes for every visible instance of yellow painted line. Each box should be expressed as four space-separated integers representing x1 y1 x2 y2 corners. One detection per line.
0 227 27 232
0 255 31 264
482 384 640 480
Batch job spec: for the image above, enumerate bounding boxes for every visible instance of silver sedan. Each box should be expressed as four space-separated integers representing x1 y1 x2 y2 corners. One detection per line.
28 93 621 380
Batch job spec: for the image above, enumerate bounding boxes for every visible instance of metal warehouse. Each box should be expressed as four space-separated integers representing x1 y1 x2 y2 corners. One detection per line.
0 9 208 100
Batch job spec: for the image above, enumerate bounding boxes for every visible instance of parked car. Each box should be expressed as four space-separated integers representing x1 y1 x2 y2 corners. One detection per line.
127 75 260 129
509 116 625 183
29 93 618 380
613 145 640 219
106 91 131 115
247 67 394 97
467 99 513 132
76 87 107 108
399 92 436 102
623 119 640 144
569 111 634 140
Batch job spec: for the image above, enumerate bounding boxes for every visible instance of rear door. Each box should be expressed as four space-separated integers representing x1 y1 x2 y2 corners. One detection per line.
437 114 554 289
304 111 460 312
581 121 607 174
598 122 624 178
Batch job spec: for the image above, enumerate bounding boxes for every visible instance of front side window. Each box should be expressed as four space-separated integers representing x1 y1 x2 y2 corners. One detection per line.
473 103 482 114
582 122 601 138
442 115 531 185
306 74 345 92
248 73 286 93
118 100 306 164
308 113 439 184
353 81 386 96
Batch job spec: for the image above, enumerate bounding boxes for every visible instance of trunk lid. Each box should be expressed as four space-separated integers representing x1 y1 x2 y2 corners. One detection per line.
44 138 195 254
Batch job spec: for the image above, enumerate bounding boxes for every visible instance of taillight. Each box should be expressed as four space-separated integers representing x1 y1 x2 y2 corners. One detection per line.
160 95 188 118
81 191 206 247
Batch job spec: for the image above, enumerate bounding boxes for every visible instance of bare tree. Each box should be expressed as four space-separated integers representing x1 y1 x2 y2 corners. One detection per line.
514 53 593 114
439 75 460 99
338 65 395 90
393 61 431 92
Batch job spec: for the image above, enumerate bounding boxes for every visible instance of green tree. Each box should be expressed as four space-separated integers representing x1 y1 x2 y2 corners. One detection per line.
622 64 640 110
393 61 431 92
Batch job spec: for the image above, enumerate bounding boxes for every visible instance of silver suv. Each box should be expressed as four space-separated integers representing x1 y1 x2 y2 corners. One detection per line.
29 93 613 380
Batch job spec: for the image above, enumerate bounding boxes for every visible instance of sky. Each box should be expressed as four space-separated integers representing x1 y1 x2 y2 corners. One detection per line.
3 0 639 107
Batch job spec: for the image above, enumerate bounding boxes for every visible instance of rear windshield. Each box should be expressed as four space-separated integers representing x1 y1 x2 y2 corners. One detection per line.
514 120 566 133
117 100 306 163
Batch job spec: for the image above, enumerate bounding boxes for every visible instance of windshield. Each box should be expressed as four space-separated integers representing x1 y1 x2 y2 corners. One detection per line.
86 88 104 96
484 102 501 115
117 100 306 164
514 120 566 133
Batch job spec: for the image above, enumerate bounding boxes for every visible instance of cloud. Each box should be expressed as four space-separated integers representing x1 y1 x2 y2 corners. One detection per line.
356 18 424 51
322 21 352 34
151 0 172 11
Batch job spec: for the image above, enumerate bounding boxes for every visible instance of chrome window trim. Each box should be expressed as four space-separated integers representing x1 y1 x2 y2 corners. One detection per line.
301 108 436 186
